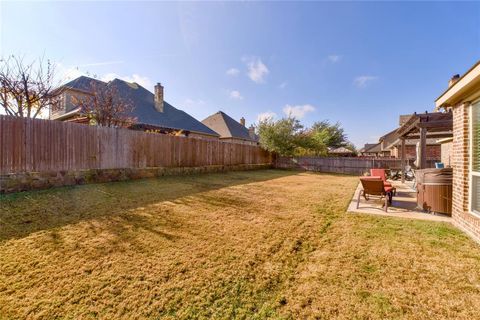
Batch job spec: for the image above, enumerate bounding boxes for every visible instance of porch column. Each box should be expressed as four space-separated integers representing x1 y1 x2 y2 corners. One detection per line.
401 138 406 183
419 127 427 169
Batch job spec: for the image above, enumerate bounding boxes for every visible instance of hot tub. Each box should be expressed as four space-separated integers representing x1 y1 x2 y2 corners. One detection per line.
416 168 452 215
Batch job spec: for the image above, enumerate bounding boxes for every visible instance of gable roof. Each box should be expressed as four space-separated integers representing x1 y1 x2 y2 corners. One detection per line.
360 143 379 152
379 128 398 143
62 76 106 93
57 76 219 137
364 143 382 152
201 111 256 141
329 147 354 154
359 143 383 153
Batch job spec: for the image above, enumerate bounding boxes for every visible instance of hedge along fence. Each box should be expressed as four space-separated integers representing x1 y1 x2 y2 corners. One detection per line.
0 116 273 192
275 156 439 175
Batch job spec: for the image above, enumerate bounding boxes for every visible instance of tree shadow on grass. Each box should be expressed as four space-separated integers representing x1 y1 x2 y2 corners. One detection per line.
0 169 299 243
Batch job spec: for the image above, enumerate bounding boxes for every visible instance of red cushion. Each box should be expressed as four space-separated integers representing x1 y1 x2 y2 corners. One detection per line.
384 186 394 193
384 182 392 187
363 176 382 180
371 169 387 180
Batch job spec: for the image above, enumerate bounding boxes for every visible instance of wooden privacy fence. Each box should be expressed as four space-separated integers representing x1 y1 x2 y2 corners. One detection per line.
0 116 272 175
275 156 439 175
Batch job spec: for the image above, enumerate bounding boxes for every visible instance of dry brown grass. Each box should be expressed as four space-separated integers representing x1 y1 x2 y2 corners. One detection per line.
0 170 479 319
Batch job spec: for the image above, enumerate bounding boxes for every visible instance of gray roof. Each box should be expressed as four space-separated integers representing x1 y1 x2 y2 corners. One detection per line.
329 147 355 154
201 111 257 141
59 76 219 136
379 128 399 142
360 143 379 152
364 143 382 152
62 76 106 93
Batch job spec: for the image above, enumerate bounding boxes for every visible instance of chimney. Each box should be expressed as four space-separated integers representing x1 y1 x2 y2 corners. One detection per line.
240 117 246 126
248 125 256 139
154 83 164 112
448 74 460 88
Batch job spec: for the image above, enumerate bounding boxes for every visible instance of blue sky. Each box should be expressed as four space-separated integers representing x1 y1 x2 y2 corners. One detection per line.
1 1 479 147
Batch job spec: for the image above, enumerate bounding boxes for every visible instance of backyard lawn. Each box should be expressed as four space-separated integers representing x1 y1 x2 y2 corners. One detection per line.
1 170 479 319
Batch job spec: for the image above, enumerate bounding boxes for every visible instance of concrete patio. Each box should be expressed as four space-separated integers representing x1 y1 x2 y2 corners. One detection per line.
348 179 452 223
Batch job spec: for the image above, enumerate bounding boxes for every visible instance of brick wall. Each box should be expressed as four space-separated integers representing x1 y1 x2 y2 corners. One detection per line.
405 145 416 158
426 145 441 159
452 103 480 243
391 145 441 160
441 142 453 167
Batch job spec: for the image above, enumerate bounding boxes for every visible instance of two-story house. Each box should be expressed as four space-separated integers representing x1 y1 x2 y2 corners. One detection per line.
50 76 220 140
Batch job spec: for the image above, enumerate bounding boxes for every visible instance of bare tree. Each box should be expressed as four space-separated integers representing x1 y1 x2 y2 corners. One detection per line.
72 80 136 128
0 55 59 118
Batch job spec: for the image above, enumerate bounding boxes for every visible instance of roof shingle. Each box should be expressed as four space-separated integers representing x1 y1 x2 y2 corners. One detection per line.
58 76 219 136
201 111 257 141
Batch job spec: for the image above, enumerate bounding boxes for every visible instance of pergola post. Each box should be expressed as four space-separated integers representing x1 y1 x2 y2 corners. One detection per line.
401 138 406 183
419 127 427 169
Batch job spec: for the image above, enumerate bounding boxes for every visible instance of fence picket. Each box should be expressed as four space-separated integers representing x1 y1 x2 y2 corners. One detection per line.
0 116 271 174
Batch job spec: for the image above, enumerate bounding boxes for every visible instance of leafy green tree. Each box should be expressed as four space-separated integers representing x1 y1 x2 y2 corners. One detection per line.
257 117 304 156
310 120 347 148
295 131 328 156
257 117 328 156
257 117 353 157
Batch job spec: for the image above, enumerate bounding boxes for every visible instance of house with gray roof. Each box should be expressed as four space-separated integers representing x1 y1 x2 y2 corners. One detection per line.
359 143 388 157
201 111 258 145
328 146 356 157
50 76 219 139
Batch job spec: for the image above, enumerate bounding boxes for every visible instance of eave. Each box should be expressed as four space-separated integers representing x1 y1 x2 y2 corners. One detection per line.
435 60 480 110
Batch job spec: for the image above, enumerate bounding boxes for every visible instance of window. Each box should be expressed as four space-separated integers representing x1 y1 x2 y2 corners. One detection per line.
471 101 480 214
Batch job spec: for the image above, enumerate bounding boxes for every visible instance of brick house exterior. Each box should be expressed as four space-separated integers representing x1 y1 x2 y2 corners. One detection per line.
451 104 479 241
436 62 480 243
389 144 441 160
51 76 220 140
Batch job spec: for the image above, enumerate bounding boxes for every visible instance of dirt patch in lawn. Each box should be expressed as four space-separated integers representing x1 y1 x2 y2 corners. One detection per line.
0 170 479 319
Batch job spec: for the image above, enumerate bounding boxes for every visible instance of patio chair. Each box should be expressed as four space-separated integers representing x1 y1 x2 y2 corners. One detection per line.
370 169 396 195
357 177 394 212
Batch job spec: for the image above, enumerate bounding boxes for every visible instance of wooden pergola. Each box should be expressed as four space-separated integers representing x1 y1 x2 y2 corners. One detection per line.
396 111 453 182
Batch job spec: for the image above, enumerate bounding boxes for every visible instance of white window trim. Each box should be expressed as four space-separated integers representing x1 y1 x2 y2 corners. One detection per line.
469 99 480 218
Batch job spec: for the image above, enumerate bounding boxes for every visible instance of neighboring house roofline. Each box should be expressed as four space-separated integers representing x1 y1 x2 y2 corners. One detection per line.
52 107 82 121
383 137 441 151
379 128 398 142
201 111 257 141
361 143 381 153
329 147 355 154
52 75 219 137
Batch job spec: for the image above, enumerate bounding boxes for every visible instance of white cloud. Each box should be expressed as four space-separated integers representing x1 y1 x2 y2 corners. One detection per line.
353 75 378 88
279 81 287 89
243 57 269 83
327 55 341 63
101 73 153 90
226 68 240 76
257 111 277 122
229 90 243 100
282 104 315 119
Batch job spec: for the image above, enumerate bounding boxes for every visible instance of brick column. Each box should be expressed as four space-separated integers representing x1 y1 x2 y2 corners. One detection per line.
452 103 470 214
452 103 480 243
